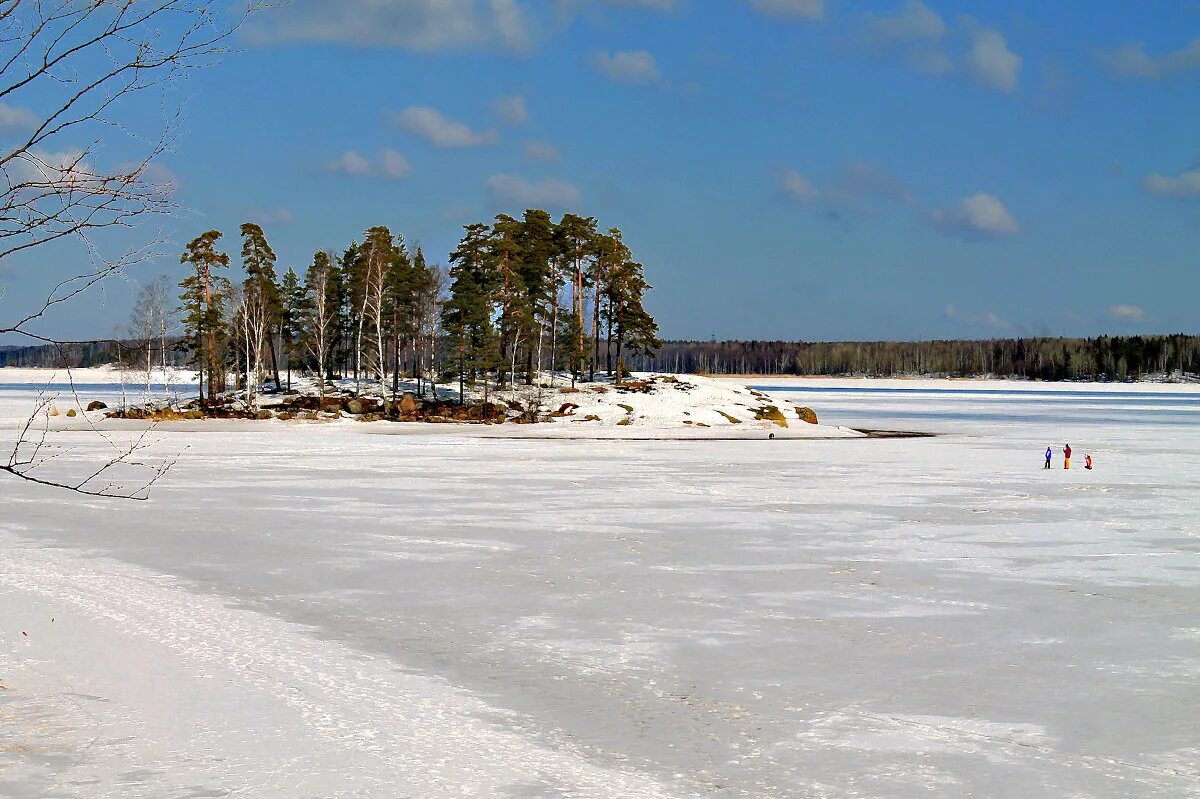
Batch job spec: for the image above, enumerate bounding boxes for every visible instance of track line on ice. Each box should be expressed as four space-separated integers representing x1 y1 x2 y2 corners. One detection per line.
0 540 688 798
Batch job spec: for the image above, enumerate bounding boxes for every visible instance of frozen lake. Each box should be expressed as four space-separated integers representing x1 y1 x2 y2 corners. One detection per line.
1 379 1198 797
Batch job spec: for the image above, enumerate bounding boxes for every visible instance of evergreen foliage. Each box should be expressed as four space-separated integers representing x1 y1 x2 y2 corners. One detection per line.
644 336 1200 380
178 230 231 404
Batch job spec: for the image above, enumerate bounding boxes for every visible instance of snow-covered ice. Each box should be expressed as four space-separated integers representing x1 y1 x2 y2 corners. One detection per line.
1 375 1198 797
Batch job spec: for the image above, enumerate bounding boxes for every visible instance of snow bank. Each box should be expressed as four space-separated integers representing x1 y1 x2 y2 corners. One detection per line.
472 373 862 437
0 364 198 385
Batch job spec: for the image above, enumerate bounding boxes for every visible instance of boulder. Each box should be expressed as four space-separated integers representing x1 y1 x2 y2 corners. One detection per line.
86 400 108 412
550 402 579 417
795 406 819 425
345 399 366 415
399 393 419 415
65 408 77 417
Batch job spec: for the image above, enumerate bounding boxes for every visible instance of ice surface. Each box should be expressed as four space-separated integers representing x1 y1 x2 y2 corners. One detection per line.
1 378 1198 797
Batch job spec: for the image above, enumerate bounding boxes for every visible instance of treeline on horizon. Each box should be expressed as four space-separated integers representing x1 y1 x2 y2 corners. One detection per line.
6 334 1198 383
1 209 662 402
644 336 1200 381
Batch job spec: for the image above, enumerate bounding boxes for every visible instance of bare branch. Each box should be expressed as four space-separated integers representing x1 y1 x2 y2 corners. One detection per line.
0 0 256 499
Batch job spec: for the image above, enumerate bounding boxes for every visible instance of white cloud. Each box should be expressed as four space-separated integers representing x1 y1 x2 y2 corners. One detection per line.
602 0 678 8
326 149 410 180
963 22 1021 93
489 0 530 51
247 208 295 226
124 162 180 195
492 94 528 125
781 161 913 214
932 192 1019 240
326 150 372 177
1141 168 1200 199
523 139 561 163
744 0 825 20
944 303 1011 330
11 148 93 186
395 105 499 148
1107 304 1145 321
487 174 580 209
0 102 38 131
823 160 915 208
248 0 680 53
1100 38 1200 80
780 169 818 203
247 0 532 53
865 1 945 42
593 50 663 85
381 149 412 179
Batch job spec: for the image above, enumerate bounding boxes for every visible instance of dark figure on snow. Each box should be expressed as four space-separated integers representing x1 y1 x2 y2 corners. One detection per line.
1085 454 1093 470
1045 447 1053 469
1063 443 1072 470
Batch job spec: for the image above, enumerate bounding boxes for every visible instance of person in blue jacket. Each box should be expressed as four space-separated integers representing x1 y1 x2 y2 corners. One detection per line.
1044 446 1053 469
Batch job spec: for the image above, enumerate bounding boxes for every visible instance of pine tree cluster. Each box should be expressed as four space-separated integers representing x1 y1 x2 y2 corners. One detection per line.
173 210 661 405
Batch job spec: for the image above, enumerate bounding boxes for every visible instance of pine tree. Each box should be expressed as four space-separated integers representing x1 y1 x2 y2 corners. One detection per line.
384 236 414 397
340 241 363 382
329 245 352 379
279 266 304 391
410 248 443 398
490 214 526 388
608 259 660 382
239 223 282 389
444 224 498 404
589 228 626 380
302 251 337 400
179 230 231 405
555 213 597 385
515 209 556 384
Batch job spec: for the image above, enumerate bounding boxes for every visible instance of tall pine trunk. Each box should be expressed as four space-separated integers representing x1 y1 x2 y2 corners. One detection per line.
590 273 601 382
269 331 281 391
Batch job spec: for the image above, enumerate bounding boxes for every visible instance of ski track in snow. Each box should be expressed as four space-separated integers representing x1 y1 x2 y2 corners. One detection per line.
0 542 684 799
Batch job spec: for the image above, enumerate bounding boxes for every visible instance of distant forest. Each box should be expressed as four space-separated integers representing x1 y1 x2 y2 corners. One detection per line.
5 334 1199 382
645 336 1200 381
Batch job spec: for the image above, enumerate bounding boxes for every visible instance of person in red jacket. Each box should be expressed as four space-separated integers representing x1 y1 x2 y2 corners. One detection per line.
1063 443 1072 469
1085 453 1093 470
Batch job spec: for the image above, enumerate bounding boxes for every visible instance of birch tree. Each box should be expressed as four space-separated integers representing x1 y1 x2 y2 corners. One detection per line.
302 251 336 401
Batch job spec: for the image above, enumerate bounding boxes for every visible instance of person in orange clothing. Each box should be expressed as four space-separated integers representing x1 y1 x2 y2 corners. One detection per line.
1085 453 1093 470
1063 443 1072 469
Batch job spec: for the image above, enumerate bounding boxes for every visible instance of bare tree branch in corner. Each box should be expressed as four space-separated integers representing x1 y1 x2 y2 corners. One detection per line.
2 385 180 500
0 0 257 498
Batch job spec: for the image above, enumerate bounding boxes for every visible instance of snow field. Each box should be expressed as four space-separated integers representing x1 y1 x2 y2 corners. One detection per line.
0 378 1198 797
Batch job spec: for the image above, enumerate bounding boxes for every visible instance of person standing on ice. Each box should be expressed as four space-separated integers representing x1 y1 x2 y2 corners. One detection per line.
1045 447 1053 469
1063 443 1072 469
1085 453 1093 470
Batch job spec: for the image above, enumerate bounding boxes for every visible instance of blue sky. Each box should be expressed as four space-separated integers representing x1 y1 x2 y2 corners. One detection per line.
3 0 1199 342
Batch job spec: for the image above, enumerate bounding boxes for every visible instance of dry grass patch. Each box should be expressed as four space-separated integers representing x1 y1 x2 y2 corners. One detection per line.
753 405 789 427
